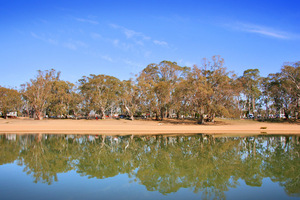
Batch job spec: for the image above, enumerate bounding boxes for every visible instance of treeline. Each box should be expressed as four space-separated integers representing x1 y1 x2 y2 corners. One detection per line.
0 55 299 122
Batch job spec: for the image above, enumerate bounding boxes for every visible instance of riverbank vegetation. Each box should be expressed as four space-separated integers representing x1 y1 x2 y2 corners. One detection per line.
0 56 299 123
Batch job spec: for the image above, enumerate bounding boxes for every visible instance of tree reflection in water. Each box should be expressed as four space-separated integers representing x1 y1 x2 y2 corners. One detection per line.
0 134 299 199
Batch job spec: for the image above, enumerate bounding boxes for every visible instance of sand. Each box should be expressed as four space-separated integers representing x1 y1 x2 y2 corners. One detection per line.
0 117 299 135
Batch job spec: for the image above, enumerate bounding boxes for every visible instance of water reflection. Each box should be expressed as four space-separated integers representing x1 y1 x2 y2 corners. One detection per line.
0 134 299 198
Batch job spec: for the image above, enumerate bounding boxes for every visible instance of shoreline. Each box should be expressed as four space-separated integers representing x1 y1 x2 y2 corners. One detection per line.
0 118 300 135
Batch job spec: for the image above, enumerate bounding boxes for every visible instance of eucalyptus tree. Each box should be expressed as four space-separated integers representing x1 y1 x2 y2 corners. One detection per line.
68 90 83 118
239 68 261 118
137 61 187 120
21 69 60 120
137 63 159 119
172 77 193 119
78 74 121 119
230 74 245 118
264 62 300 119
0 86 23 118
281 62 300 119
260 76 272 118
188 64 208 123
189 56 236 123
266 73 284 117
156 61 189 119
47 80 75 117
120 79 140 120
267 72 294 119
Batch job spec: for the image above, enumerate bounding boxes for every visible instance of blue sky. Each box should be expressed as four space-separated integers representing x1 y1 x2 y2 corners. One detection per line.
1 0 300 88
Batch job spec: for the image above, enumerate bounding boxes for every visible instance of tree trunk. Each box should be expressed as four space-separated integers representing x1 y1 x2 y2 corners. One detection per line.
100 107 105 119
197 114 205 124
210 113 215 123
284 108 289 120
297 95 300 119
125 105 134 120
3 110 7 119
266 104 269 119
248 98 251 117
35 110 43 120
155 112 159 120
130 115 134 120
252 97 255 118
160 107 164 121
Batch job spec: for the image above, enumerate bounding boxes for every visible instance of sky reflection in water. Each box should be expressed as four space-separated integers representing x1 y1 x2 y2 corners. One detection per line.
0 134 299 200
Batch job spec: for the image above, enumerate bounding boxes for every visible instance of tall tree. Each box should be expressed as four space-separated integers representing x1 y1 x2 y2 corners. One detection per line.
0 86 23 118
68 89 83 119
78 74 121 119
47 80 75 117
268 72 295 119
172 77 193 119
239 69 261 118
137 61 187 120
21 69 60 120
260 76 272 119
281 62 300 119
137 63 160 119
189 56 236 123
120 79 140 120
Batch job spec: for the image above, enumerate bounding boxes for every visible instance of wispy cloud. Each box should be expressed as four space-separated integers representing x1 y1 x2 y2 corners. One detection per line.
123 59 145 71
110 24 151 41
31 32 58 45
75 18 99 25
90 32 131 49
83 50 114 62
227 22 295 39
110 23 170 48
153 40 168 47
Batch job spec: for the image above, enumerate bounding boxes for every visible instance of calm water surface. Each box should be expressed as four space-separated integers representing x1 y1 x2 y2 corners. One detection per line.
0 134 299 200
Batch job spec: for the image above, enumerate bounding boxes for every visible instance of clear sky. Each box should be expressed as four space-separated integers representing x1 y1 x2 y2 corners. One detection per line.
1 0 300 88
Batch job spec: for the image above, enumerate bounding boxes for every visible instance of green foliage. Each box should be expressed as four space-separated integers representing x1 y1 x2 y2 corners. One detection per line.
137 60 191 120
239 68 261 117
47 80 75 117
0 86 22 117
78 74 121 119
21 69 60 120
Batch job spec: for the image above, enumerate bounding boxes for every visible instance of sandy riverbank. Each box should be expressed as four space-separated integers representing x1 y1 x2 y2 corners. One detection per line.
0 118 299 135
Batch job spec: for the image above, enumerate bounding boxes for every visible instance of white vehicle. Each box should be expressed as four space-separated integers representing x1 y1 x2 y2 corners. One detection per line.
6 112 17 117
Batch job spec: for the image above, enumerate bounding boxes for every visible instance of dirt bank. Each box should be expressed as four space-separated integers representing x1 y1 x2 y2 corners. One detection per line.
0 118 299 135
